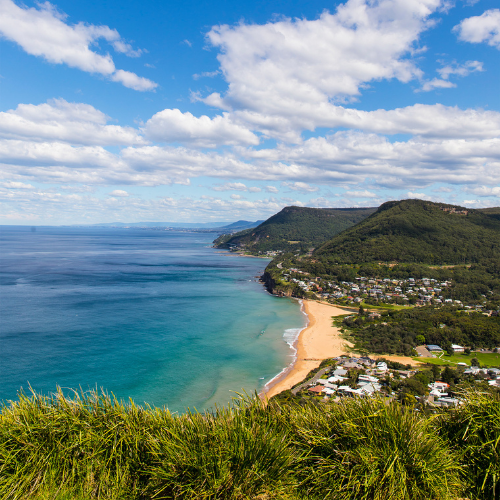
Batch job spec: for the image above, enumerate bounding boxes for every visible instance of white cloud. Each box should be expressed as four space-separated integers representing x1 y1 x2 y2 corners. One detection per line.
265 186 279 193
111 70 157 91
420 78 456 92
464 186 500 197
0 99 146 145
212 182 249 191
420 60 483 92
109 189 129 197
437 60 483 79
202 0 442 136
407 191 434 200
143 109 259 147
282 181 318 192
2 130 500 192
1 181 34 189
0 0 157 90
454 9 500 49
344 190 378 198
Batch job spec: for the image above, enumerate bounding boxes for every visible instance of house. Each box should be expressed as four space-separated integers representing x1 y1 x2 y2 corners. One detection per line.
429 382 449 394
376 361 388 373
426 345 443 353
435 397 461 407
333 368 348 377
308 386 326 394
451 344 465 353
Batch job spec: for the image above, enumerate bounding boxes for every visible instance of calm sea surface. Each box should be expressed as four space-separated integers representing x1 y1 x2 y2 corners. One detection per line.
0 226 305 412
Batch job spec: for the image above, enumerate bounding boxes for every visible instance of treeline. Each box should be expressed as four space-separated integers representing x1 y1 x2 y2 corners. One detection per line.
344 306 500 356
1 389 499 499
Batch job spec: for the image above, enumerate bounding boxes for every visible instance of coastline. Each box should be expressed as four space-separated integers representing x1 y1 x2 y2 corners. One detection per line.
262 300 354 399
262 299 422 400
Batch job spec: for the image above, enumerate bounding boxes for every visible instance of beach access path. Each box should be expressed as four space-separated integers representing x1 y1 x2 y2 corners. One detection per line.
263 300 422 400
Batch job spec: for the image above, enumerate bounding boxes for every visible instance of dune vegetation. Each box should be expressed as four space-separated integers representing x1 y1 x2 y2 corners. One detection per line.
0 388 498 500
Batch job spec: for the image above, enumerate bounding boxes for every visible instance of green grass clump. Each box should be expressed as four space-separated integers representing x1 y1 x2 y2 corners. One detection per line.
439 390 500 500
281 398 462 500
1 387 498 499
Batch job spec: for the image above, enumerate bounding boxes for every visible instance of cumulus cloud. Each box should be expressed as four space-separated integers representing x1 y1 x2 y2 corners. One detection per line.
282 181 318 192
201 0 442 135
454 9 500 49
437 60 483 79
143 109 259 147
1 181 35 189
0 99 146 145
420 60 483 92
109 189 129 197
0 0 157 90
212 182 249 191
464 186 500 197
420 78 456 92
344 190 379 198
111 69 157 91
2 129 500 191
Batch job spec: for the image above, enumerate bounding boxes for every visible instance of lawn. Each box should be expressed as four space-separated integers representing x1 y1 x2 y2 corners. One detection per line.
413 351 500 368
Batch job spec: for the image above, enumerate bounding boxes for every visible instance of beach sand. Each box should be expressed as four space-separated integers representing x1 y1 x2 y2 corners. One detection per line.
263 300 353 399
262 300 422 400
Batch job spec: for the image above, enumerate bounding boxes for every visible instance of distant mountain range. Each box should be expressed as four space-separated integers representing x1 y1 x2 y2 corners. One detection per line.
214 206 377 253
88 220 263 231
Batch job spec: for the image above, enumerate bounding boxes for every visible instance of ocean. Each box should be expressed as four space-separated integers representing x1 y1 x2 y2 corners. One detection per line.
0 226 306 413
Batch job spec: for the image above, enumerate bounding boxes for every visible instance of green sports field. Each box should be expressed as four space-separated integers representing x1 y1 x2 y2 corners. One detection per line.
413 351 500 367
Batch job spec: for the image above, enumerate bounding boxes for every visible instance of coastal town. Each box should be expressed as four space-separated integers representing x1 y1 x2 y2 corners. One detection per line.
278 354 500 407
270 265 497 312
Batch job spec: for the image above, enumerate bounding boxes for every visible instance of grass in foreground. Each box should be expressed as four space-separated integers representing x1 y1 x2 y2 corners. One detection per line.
0 388 498 499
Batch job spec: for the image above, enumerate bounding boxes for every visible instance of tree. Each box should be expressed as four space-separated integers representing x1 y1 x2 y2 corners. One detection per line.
471 357 480 367
441 366 456 385
416 334 426 345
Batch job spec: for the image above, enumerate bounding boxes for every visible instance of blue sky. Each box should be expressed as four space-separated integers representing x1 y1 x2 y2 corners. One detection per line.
0 0 499 224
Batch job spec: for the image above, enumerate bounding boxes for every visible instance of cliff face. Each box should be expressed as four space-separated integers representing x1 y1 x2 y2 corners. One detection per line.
261 270 295 297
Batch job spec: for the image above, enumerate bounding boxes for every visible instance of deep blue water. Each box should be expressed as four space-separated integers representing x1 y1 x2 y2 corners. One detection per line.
0 226 305 412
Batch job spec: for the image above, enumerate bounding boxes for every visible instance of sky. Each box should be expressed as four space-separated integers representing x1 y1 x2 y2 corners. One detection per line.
0 0 499 224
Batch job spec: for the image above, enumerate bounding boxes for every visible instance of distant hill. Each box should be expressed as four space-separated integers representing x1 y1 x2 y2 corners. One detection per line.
87 220 262 230
214 206 377 254
314 199 500 265
221 220 265 231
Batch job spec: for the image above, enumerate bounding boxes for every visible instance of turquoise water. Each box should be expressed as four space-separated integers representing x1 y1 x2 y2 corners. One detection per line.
0 226 305 412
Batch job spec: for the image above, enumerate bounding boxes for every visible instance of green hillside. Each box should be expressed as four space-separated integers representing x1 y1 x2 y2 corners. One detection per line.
314 199 500 265
214 206 376 254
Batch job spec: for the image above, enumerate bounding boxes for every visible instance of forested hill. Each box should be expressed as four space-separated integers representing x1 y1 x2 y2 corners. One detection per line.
314 199 500 265
213 206 376 254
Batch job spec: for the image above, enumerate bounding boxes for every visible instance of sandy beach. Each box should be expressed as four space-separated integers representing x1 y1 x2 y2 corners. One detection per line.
262 300 421 400
263 300 353 399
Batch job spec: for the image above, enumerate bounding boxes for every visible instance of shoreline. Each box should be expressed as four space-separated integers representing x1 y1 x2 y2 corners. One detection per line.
261 299 422 400
262 300 354 400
